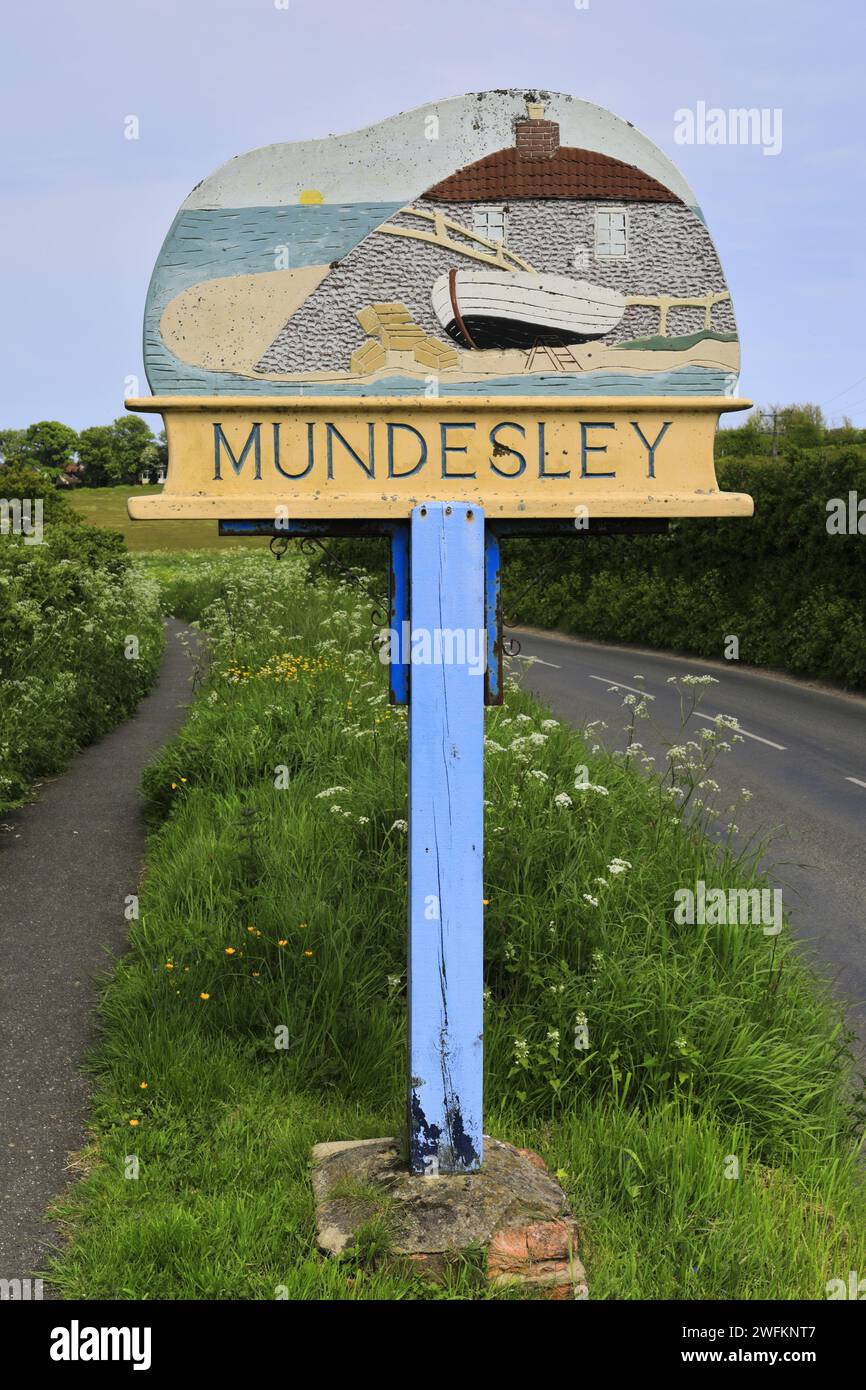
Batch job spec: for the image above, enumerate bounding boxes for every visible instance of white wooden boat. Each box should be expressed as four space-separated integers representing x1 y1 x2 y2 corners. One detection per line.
431 268 626 350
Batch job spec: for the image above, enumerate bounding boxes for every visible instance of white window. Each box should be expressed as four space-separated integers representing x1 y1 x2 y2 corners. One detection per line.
594 208 628 258
473 205 507 244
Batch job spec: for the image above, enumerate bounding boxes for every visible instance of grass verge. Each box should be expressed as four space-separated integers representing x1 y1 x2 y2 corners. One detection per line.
47 551 865 1299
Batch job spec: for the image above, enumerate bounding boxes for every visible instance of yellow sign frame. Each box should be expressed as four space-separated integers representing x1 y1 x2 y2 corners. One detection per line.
126 395 753 522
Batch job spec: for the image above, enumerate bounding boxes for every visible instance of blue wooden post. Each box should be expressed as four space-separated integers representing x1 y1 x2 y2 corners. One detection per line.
484 526 503 706
408 502 485 1174
388 523 410 706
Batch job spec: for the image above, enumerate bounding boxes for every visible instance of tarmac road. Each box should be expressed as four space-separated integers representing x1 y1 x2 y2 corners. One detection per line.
511 628 866 1044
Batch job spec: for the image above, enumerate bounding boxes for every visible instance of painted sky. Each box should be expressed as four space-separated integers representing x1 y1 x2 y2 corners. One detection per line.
1 0 864 430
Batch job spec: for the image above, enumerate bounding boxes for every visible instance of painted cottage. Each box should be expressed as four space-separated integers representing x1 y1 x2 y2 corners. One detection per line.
255 103 738 389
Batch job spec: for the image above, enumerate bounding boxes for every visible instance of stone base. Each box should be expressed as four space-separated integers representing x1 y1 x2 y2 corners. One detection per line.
311 1135 588 1299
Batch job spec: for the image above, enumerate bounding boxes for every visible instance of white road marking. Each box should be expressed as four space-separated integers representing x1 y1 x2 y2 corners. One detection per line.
512 654 561 668
587 673 786 749
845 776 866 790
589 674 655 699
693 711 786 750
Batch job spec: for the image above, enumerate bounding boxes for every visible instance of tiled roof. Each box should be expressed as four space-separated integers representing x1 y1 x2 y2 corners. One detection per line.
421 147 682 203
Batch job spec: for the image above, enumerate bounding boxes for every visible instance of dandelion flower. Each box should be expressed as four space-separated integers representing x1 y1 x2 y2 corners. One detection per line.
199 992 210 1001
129 1118 140 1127
225 947 236 956
304 950 314 958
139 1082 148 1090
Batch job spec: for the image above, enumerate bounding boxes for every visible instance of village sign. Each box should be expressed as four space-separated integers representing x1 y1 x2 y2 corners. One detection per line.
128 89 753 1175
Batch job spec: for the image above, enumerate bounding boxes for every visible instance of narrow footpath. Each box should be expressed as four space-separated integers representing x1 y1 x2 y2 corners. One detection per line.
0 621 198 1284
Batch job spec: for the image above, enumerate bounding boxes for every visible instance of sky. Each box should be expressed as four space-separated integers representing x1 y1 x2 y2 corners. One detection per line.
1 0 864 431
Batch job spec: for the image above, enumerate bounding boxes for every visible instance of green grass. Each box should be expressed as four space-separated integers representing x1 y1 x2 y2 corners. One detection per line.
46 551 866 1299
67 485 270 552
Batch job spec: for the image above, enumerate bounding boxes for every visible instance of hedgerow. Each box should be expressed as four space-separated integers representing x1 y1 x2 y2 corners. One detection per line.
0 466 163 808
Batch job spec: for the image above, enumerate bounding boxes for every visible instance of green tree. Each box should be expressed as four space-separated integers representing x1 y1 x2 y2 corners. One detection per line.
155 428 168 471
110 415 156 484
76 425 118 487
716 409 766 459
76 417 157 486
778 403 826 450
23 420 79 472
0 429 30 466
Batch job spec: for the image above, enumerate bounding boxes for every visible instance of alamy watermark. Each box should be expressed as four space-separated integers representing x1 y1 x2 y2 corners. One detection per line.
826 492 866 534
0 498 43 545
674 102 783 156
50 1321 152 1370
1 1277 43 1299
674 880 783 936
378 622 487 677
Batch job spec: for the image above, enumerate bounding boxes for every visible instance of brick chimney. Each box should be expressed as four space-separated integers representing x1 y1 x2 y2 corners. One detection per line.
514 103 560 159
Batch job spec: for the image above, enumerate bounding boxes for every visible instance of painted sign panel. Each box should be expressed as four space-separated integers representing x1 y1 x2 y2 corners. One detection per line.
128 89 752 521
131 395 750 519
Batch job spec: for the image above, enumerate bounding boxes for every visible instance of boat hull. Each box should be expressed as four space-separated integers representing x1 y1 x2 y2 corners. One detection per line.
432 268 626 350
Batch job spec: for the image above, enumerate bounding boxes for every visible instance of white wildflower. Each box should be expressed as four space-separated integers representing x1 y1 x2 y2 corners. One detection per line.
607 858 632 874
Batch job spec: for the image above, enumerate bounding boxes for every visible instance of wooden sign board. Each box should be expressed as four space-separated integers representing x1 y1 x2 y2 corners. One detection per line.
127 91 755 1178
127 89 752 523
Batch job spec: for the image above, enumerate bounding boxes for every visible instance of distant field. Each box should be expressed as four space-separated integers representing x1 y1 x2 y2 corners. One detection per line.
67 485 269 552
